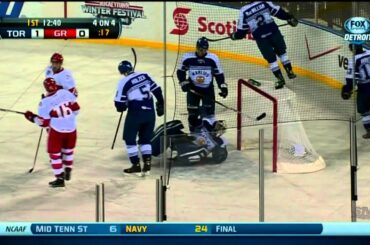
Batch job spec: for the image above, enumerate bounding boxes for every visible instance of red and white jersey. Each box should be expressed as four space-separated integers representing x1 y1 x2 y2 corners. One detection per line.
45 66 77 94
36 89 79 133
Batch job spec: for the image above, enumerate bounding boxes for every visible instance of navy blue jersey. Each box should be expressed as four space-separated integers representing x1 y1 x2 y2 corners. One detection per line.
237 1 289 40
115 72 163 112
346 50 370 93
177 52 225 90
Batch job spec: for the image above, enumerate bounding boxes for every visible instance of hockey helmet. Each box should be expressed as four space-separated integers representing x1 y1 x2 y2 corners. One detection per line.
43 77 59 93
196 36 209 50
50 53 64 63
118 60 133 74
349 43 363 54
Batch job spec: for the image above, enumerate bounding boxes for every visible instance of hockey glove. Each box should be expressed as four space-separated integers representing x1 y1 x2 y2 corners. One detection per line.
230 32 237 41
219 84 228 98
115 101 127 112
156 102 164 117
24 111 36 123
180 80 191 93
341 85 352 100
287 14 298 27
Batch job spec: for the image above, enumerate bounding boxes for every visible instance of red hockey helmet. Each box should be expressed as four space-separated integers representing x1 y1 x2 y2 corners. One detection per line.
50 53 64 63
43 78 59 93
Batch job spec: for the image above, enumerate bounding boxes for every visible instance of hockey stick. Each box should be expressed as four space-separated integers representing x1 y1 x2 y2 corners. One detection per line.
0 108 25 115
189 89 266 121
111 48 137 150
29 128 43 173
206 23 291 42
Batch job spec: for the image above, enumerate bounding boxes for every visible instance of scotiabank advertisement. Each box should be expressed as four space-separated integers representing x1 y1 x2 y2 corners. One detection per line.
64 1 351 85
165 2 351 86
169 6 254 40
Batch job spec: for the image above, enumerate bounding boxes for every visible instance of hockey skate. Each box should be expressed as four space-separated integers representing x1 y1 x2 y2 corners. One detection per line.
142 157 151 176
275 74 286 89
286 69 297 79
363 132 370 139
123 164 142 176
275 79 286 90
64 167 72 181
49 177 65 188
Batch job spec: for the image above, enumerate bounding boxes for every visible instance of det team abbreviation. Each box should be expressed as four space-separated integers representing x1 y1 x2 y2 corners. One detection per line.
0 18 121 39
0 223 325 236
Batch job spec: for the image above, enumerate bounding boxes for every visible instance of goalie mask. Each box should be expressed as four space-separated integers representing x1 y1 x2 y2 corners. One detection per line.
213 120 227 137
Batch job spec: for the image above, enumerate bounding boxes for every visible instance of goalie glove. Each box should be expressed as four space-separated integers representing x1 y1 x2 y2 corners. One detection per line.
287 14 298 27
341 85 352 100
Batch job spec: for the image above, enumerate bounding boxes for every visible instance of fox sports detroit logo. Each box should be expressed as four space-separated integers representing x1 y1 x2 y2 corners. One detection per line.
344 17 370 44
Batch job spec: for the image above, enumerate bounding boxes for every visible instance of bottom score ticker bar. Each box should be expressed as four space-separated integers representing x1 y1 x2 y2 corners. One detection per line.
1 223 370 236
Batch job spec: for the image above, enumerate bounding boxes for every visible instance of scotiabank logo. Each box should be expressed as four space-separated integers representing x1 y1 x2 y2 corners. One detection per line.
170 8 253 40
170 7 191 35
198 17 253 40
198 17 236 36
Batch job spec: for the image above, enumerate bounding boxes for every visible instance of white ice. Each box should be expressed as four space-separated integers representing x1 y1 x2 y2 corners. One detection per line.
1 40 370 222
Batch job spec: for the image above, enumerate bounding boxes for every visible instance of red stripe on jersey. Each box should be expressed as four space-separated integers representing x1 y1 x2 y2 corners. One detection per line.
69 102 80 111
51 163 63 169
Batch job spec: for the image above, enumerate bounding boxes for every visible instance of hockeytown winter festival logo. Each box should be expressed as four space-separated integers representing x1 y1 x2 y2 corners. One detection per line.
81 1 146 26
344 17 370 44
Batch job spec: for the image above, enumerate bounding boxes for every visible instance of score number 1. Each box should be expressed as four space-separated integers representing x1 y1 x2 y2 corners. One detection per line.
31 29 44 38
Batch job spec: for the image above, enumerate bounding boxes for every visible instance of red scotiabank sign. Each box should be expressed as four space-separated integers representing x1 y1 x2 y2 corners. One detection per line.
170 7 254 40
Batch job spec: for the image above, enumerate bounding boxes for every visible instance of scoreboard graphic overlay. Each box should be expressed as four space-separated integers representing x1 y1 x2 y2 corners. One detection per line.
1 223 370 236
0 18 121 39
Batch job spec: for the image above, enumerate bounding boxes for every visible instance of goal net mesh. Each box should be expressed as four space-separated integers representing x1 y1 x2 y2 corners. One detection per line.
238 79 326 173
171 1 356 128
170 2 357 172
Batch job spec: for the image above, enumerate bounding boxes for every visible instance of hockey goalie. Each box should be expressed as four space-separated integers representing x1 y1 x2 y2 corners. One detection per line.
151 119 228 164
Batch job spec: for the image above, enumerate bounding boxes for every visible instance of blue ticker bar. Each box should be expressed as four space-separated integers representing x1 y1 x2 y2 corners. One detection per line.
1 223 370 236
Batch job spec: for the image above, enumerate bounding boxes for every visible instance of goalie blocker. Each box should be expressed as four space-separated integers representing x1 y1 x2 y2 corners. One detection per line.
151 120 228 164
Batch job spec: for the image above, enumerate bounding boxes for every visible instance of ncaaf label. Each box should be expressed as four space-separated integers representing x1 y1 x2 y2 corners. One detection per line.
0 223 32 235
125 225 148 233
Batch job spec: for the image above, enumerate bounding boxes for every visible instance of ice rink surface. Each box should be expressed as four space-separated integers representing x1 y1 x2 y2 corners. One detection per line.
0 40 370 222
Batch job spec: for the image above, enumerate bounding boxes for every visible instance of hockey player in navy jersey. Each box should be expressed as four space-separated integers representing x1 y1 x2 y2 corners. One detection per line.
341 44 370 139
114 60 164 176
230 1 298 89
177 37 228 133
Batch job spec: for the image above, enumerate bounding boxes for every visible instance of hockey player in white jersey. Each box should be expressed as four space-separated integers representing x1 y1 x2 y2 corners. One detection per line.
24 78 80 188
45 53 78 97
341 44 370 138
114 60 164 176
177 37 228 133
230 1 298 89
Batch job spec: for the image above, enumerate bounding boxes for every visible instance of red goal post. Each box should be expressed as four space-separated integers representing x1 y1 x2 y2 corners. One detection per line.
237 79 278 172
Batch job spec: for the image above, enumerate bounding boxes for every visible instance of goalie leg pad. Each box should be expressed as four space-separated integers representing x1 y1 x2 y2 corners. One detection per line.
212 146 228 164
175 143 208 164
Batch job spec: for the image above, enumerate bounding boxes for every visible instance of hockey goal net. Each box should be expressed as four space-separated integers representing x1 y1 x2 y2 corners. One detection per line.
237 79 326 173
